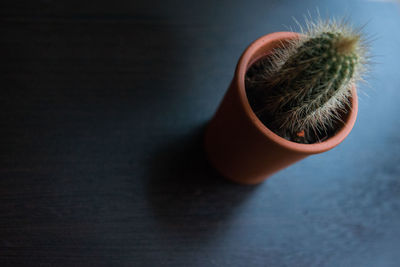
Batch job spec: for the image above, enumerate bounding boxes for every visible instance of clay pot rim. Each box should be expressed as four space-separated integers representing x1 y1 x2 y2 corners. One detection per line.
235 31 358 154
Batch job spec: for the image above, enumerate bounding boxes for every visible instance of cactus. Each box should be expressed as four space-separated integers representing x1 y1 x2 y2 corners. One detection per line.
246 18 368 143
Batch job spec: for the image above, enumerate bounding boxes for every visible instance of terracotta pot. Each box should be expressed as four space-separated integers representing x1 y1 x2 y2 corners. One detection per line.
204 32 358 185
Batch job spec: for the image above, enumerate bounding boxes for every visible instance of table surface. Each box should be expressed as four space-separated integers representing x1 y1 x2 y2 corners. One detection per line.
1 0 399 266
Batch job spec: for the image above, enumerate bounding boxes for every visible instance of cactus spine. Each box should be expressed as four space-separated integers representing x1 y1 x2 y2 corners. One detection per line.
246 18 368 143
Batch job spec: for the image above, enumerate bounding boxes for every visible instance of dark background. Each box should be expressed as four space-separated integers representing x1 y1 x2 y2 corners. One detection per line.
1 0 399 266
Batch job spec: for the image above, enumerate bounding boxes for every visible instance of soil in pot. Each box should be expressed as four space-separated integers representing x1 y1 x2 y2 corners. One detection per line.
245 54 350 144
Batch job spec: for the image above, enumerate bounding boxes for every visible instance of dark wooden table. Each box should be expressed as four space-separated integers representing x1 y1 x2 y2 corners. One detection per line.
1 0 399 266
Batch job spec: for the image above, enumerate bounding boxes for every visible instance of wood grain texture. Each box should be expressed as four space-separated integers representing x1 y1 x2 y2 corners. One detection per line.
0 0 399 266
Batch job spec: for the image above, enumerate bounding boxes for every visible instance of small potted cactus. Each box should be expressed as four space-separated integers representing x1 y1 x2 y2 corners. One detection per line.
204 18 368 184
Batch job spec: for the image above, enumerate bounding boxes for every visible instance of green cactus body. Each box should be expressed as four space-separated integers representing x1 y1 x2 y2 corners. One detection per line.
246 20 367 143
